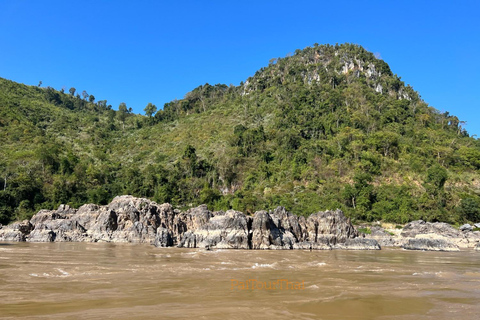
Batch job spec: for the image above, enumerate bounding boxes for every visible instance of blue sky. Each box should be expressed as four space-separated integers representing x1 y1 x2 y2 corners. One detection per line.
1 0 479 137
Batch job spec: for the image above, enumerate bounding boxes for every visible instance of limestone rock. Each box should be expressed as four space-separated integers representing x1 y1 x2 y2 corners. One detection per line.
401 220 462 238
336 238 381 250
402 238 460 252
459 224 473 232
0 195 380 251
177 209 251 249
0 220 32 241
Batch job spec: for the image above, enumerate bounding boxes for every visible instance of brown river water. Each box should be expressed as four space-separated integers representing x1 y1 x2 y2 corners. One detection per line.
0 242 479 320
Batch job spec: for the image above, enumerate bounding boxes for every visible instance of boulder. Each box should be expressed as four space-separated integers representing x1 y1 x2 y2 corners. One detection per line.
304 209 358 246
154 227 173 247
401 220 462 238
251 210 284 249
403 238 460 252
362 226 403 247
459 224 473 232
0 220 32 241
292 240 331 250
177 209 251 249
336 238 381 250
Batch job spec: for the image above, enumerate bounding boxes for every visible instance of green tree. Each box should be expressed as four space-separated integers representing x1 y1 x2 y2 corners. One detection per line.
118 102 128 130
144 102 157 120
69 87 76 96
457 197 480 222
342 172 374 220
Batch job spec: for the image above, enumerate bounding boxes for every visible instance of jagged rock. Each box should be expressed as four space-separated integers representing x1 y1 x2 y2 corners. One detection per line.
270 207 305 244
401 220 462 238
403 238 460 252
362 226 403 247
400 220 475 248
459 224 473 232
154 227 173 247
293 239 331 250
337 238 381 250
27 205 87 242
177 209 251 249
0 220 32 241
0 195 378 251
252 210 283 249
308 209 358 245
474 223 480 229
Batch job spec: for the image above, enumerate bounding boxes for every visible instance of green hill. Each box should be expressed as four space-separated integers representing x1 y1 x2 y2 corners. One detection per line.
1 43 479 225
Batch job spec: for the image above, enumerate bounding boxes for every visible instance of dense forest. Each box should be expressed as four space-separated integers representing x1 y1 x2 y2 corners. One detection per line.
1 43 479 225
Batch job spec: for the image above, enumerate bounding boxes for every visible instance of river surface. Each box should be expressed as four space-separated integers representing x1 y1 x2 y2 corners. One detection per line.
0 242 479 320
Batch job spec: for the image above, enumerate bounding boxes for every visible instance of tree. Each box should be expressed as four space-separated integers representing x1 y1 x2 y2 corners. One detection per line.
118 102 128 130
89 95 95 103
342 171 374 220
182 145 197 177
38 81 42 87
144 102 157 118
457 198 480 222
69 87 76 96
82 90 89 100
97 100 107 110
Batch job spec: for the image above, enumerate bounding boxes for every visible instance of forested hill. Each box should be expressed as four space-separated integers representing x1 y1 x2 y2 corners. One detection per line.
1 43 480 225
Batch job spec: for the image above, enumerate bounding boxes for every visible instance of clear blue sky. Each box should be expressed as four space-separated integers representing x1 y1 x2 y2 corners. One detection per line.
1 0 479 137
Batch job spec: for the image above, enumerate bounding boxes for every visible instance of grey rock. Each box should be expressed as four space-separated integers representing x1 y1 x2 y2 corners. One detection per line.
154 227 173 247
402 238 460 252
293 240 331 250
401 220 463 238
308 209 358 245
251 210 283 249
474 223 480 229
0 220 32 241
337 238 381 250
459 224 473 232
177 209 251 249
0 195 380 251
475 243 480 251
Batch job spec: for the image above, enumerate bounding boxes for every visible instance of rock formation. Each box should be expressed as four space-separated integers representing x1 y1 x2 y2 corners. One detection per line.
362 219 480 250
402 238 460 252
0 195 378 250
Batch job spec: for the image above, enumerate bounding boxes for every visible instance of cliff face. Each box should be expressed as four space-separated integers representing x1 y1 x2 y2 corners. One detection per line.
0 195 379 250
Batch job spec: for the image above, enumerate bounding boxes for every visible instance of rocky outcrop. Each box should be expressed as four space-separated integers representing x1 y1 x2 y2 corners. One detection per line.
336 238 382 250
0 195 378 250
363 226 402 247
401 220 462 239
177 208 251 249
401 220 479 249
402 238 460 252
361 220 480 250
0 220 32 241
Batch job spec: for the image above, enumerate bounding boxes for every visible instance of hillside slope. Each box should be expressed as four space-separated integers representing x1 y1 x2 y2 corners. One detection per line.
1 43 479 225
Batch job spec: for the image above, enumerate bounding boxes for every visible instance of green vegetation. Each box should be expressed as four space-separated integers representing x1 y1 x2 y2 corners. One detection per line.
1 43 479 225
357 228 372 235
